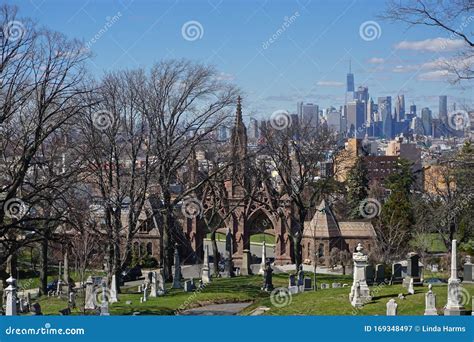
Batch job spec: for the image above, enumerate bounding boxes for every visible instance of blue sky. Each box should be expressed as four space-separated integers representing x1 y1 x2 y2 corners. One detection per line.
13 0 473 120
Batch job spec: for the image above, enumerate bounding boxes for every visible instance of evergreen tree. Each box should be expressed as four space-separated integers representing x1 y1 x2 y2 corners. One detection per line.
346 157 369 218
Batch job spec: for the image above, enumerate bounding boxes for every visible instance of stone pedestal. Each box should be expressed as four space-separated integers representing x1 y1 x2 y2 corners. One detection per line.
5 276 17 316
386 299 397 316
84 276 96 310
109 274 118 303
201 245 211 283
258 241 266 275
172 244 182 289
240 249 252 276
444 240 469 316
463 257 473 283
149 272 158 297
157 268 166 295
349 243 371 307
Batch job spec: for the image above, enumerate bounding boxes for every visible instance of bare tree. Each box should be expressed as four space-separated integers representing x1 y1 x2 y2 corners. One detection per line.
382 0 474 82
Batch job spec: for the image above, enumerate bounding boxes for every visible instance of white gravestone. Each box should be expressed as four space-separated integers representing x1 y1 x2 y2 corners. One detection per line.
424 284 438 315
157 268 166 295
150 271 158 297
349 243 372 306
407 278 415 295
84 276 96 310
444 239 468 315
109 274 118 303
386 299 398 316
201 245 211 284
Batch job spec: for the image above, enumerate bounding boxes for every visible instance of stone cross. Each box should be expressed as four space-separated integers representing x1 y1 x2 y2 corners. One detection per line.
142 283 148 302
258 241 267 275
84 276 96 310
349 243 371 306
424 284 437 315
444 239 468 315
5 276 17 316
201 245 211 284
386 299 397 316
109 274 118 303
172 244 182 288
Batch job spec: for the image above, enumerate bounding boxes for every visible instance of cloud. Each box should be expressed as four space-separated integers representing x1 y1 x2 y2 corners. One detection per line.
215 72 235 81
416 70 451 81
316 80 344 87
394 38 466 52
368 57 385 64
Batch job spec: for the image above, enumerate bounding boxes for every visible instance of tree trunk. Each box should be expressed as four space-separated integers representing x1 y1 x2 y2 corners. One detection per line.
210 230 220 276
39 238 48 296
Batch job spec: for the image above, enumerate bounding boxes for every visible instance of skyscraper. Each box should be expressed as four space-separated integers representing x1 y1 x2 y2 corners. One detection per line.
346 60 354 92
248 117 259 140
378 96 393 139
394 95 405 122
421 107 433 136
439 95 448 123
298 102 319 129
346 100 365 138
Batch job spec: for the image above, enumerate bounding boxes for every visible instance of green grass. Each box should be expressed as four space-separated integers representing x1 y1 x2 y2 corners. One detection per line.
17 270 106 290
20 273 474 316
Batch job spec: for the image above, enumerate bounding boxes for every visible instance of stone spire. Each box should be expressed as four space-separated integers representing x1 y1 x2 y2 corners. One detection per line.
229 96 248 196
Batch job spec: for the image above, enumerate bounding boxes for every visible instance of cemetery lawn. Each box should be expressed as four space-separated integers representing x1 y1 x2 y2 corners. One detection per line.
31 274 474 316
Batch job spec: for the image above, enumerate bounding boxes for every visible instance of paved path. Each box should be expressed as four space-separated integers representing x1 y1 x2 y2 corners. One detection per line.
179 302 252 315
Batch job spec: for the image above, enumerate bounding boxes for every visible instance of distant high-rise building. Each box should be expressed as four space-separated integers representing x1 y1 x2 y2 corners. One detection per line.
326 110 341 132
346 100 365 138
218 124 228 141
410 104 416 116
346 60 354 92
367 98 375 124
298 102 319 129
378 96 393 139
439 95 448 123
355 86 369 103
394 95 405 121
248 118 258 140
421 107 433 136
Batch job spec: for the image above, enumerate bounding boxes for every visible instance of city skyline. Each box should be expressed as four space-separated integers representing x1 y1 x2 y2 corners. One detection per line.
10 0 474 118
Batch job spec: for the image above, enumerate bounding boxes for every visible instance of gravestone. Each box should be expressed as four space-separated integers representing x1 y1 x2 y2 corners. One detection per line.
431 264 439 272
351 281 363 307
84 276 96 310
157 268 166 295
424 284 438 315
258 241 267 275
241 249 252 276
184 279 195 292
386 299 397 316
404 252 421 287
304 277 312 291
407 278 414 295
444 240 469 315
3 279 16 315
391 263 403 284
364 265 375 285
261 261 273 292
100 283 110 316
288 285 299 295
201 245 212 283
31 302 42 315
26 292 31 310
59 308 71 315
349 243 372 306
332 283 342 288
110 274 118 303
142 283 148 302
321 283 329 289
172 244 182 289
68 291 76 309
288 274 296 287
222 228 235 278
149 271 158 297
375 264 385 284
463 256 473 283
297 265 304 286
